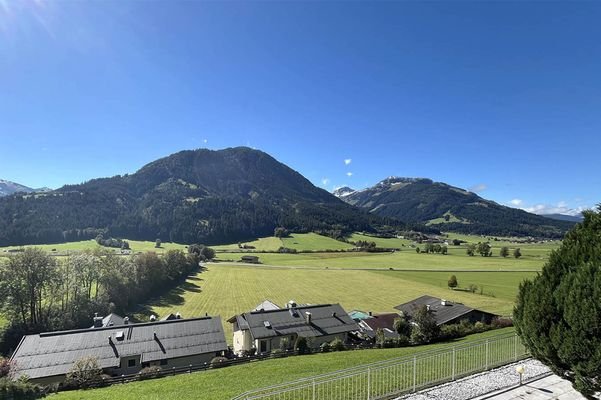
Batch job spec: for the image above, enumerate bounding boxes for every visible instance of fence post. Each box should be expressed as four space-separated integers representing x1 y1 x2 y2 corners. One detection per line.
452 347 456 380
412 355 417 392
514 334 518 361
485 339 489 370
367 367 371 400
312 378 316 400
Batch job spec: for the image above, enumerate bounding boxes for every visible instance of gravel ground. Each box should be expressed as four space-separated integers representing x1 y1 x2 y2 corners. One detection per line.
397 359 551 400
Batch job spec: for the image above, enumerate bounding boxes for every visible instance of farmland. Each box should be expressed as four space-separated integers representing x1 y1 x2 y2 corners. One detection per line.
52 327 515 400
146 263 533 343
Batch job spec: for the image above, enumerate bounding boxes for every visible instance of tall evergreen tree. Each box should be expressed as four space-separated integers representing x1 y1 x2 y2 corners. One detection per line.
514 206 601 399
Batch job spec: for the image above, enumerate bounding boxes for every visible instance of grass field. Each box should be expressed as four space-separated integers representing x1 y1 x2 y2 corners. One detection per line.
213 233 355 252
145 263 532 343
52 327 515 400
0 239 188 255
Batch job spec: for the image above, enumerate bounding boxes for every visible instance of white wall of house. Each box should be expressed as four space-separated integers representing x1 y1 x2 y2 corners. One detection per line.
233 329 253 354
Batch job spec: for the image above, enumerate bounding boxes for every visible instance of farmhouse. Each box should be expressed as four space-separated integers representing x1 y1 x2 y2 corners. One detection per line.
240 255 260 263
10 315 227 385
356 313 402 340
394 295 499 326
228 302 358 355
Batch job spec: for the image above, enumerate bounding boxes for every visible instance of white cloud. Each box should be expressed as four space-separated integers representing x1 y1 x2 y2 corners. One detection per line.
510 199 523 206
344 159 352 165
469 183 487 193
522 201 589 216
346 172 353 177
321 178 330 186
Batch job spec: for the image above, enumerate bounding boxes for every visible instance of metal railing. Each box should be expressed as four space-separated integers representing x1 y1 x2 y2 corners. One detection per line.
232 333 527 400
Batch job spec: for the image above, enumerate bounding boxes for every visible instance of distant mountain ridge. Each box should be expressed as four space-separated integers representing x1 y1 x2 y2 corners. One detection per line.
541 213 584 223
0 179 33 196
0 179 51 197
334 176 573 238
0 147 402 247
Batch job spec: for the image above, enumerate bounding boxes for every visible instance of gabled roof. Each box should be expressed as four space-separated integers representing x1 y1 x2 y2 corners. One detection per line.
235 304 358 340
101 313 125 327
11 316 227 380
394 295 496 326
253 300 281 312
360 313 400 332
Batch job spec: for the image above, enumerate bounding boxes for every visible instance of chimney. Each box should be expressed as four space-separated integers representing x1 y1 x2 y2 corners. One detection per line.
426 305 431 312
305 312 312 325
123 316 129 324
150 314 157 322
93 312 103 328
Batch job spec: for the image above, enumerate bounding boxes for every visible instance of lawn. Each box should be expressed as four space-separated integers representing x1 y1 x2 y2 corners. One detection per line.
145 264 532 344
51 327 515 400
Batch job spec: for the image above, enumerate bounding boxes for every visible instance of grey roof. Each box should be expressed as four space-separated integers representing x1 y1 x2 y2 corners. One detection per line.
253 300 281 312
11 316 227 380
235 304 359 340
394 295 497 326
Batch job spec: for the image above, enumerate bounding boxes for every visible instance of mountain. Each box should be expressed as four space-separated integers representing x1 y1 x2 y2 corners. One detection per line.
541 213 584 223
334 177 573 238
332 186 356 198
0 148 403 247
0 179 35 197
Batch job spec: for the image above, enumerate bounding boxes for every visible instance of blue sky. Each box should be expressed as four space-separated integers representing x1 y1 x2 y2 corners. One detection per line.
1 1 599 215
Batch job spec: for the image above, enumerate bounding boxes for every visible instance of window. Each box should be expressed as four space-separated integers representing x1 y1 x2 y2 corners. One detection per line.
160 359 168 366
128 359 136 367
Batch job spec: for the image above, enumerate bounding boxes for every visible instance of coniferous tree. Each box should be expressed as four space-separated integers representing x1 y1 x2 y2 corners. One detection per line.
514 206 601 399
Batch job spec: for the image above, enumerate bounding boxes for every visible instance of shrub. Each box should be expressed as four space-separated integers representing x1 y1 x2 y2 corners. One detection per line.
330 338 345 352
65 356 102 389
294 337 309 355
270 349 285 358
447 275 458 289
474 321 486 332
0 377 45 399
241 348 257 357
279 337 290 352
491 317 513 329
0 358 12 378
513 248 522 259
138 366 161 380
210 357 229 368
320 342 331 353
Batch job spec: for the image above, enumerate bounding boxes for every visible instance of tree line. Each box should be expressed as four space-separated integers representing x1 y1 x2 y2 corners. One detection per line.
0 246 213 355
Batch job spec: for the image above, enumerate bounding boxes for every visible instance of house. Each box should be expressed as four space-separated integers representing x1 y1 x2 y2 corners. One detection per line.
357 313 401 340
394 295 499 326
10 315 227 385
228 302 358 355
240 255 260 264
90 313 126 328
252 300 281 312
